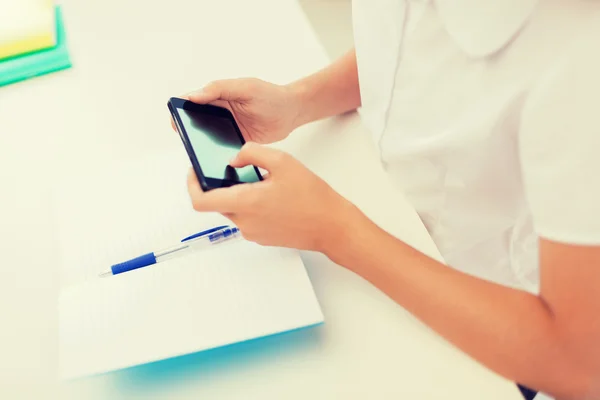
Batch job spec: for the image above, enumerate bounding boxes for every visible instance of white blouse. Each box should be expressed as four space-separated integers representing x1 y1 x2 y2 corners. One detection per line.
352 0 600 293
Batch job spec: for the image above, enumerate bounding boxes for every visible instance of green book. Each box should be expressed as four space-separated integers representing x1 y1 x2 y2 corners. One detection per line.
0 6 71 87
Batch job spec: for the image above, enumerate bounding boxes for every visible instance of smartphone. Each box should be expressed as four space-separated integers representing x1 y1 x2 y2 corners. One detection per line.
168 97 263 191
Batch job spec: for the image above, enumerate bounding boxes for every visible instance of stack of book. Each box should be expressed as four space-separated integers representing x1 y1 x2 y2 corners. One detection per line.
0 1 71 87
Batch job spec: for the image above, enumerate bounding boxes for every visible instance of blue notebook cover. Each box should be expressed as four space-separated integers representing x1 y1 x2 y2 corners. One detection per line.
0 6 71 87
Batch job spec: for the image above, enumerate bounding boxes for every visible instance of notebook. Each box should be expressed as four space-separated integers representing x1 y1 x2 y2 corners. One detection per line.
55 150 324 379
0 5 71 87
0 0 55 60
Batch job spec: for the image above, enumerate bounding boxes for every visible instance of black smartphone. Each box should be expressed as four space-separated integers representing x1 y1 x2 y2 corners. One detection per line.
168 97 263 191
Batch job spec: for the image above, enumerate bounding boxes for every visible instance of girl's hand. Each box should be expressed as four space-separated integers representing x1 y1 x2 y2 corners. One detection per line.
186 143 356 252
174 78 303 144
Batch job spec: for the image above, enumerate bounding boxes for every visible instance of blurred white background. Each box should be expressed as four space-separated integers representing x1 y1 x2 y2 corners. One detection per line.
299 0 353 58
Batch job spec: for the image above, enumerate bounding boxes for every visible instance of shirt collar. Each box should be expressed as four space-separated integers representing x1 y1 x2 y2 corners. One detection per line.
434 0 539 57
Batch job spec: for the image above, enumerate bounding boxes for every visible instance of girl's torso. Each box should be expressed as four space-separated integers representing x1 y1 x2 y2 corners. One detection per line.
352 0 600 291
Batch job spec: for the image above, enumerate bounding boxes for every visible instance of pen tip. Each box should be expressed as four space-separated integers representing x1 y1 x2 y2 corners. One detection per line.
98 270 112 278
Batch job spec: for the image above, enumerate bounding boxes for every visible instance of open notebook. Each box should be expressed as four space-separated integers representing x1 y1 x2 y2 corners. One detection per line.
55 149 324 379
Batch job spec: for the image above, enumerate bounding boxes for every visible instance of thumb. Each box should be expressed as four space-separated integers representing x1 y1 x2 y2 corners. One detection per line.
230 143 289 173
187 79 252 104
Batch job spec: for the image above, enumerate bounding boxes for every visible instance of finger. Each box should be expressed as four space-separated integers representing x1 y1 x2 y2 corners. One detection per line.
171 97 232 133
205 99 255 141
186 167 204 201
170 115 181 132
187 79 253 104
229 142 289 172
208 99 231 111
187 168 249 213
172 100 241 140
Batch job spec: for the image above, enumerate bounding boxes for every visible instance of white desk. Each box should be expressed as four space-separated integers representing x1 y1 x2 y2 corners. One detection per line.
0 0 522 399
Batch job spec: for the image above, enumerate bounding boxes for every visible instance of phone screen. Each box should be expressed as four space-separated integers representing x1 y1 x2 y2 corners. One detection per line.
176 108 261 183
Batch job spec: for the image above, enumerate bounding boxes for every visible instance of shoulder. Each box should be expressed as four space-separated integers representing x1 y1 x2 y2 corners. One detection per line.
518 15 600 244
522 16 600 138
537 12 600 88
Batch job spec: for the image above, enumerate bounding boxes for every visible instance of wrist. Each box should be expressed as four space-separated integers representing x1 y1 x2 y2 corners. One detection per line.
286 78 315 130
317 197 372 265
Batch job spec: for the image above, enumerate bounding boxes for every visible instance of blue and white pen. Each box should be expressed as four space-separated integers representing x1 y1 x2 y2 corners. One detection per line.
99 225 241 277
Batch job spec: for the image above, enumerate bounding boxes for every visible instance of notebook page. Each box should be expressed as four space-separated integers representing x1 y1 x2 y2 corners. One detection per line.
55 149 323 379
54 148 216 287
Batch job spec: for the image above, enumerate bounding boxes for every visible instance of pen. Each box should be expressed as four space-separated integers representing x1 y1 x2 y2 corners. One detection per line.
99 225 241 277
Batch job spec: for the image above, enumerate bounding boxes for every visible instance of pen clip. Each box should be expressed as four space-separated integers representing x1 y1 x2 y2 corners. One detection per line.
206 226 240 243
181 225 229 242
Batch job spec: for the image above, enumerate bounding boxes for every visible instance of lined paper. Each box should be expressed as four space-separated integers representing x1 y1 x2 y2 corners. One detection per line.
55 149 323 379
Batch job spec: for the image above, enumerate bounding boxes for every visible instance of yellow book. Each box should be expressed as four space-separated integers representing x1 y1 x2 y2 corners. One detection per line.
0 0 56 60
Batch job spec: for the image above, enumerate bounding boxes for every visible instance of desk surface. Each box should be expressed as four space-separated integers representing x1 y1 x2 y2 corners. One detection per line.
0 0 522 399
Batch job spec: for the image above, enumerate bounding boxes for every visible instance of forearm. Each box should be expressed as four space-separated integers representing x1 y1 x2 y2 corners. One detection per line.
288 49 360 127
325 205 594 400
